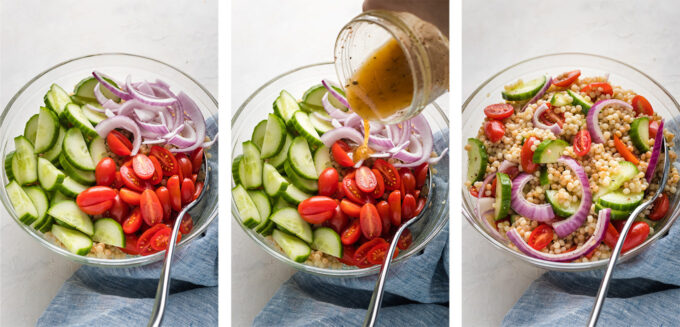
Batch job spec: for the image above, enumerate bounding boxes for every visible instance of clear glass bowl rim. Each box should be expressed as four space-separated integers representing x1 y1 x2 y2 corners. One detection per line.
231 62 449 277
0 52 219 267
462 52 680 271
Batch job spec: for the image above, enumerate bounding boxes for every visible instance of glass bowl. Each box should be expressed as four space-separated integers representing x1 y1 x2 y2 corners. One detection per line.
462 53 680 271
0 53 219 267
232 62 449 277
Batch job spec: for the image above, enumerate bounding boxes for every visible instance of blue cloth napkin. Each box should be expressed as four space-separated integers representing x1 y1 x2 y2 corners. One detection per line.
254 223 449 327
503 219 680 326
37 218 218 327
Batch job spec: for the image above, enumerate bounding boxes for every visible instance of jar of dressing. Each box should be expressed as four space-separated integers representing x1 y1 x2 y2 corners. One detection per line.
334 10 449 125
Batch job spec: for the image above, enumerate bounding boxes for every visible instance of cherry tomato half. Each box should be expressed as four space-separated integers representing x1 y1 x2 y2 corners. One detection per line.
366 242 398 265
387 190 402 226
552 70 581 88
318 167 339 197
331 140 354 167
148 155 164 185
402 194 416 220
414 197 426 216
370 168 385 198
483 103 514 120
76 186 116 215
155 186 172 221
176 153 193 180
108 192 129 223
484 120 505 143
649 120 660 139
122 207 143 234
166 175 182 212
355 166 377 193
340 199 361 218
397 229 413 250
298 196 338 216
181 178 195 205
400 169 416 196
120 234 140 255
341 219 361 245
342 174 369 204
137 224 168 254
150 227 181 251
539 105 565 128
521 136 541 174
95 158 116 186
649 193 669 221
140 189 163 226
324 205 348 234
119 165 146 192
632 95 654 116
150 145 180 177
373 159 401 191
359 203 382 240
527 224 554 251
132 154 155 180
376 201 391 235
190 148 204 173
581 82 613 96
414 163 429 189
193 181 204 201
106 130 133 156
573 130 592 157
604 221 650 253
353 238 387 263
119 188 141 206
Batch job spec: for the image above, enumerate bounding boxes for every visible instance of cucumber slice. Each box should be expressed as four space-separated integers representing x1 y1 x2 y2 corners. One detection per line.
598 191 644 211
267 134 292 170
5 152 14 180
263 163 289 197
261 114 287 159
596 161 639 199
257 220 276 236
6 180 38 225
595 202 631 220
313 145 332 176
23 186 49 229
550 92 573 107
274 196 292 210
59 154 95 185
24 114 39 146
232 184 261 228
288 136 317 180
290 112 323 146
92 218 125 247
73 76 120 102
51 224 92 255
302 85 327 108
273 90 301 125
63 104 98 138
284 161 318 193
533 139 569 164
251 120 268 151
12 136 38 185
58 177 88 197
311 227 343 258
44 84 71 117
494 173 512 220
36 216 54 233
241 141 263 189
63 128 95 171
88 136 108 164
567 89 593 114
34 107 60 153
232 155 243 185
281 184 311 205
630 117 650 152
50 191 70 205
309 112 333 135
539 166 549 186
298 102 324 113
327 87 348 111
269 207 313 243
272 229 311 263
466 138 488 183
37 157 65 191
249 190 272 232
42 127 65 163
545 190 579 217
48 200 93 236
502 76 546 101
82 103 108 125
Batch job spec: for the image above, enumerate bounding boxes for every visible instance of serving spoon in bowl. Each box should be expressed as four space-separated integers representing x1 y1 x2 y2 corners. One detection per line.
148 153 209 327
588 139 670 327
362 170 433 327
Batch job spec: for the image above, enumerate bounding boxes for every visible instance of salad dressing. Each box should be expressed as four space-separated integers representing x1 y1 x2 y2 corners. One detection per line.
353 119 374 162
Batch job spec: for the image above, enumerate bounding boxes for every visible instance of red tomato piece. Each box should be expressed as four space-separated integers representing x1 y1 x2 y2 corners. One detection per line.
342 174 369 204
179 214 194 235
400 169 416 196
649 193 669 221
366 242 399 265
318 167 339 197
370 168 385 198
376 201 391 234
604 221 650 253
581 82 613 96
341 219 361 245
483 103 514 120
632 95 654 116
138 224 168 254
111 171 124 189
193 181 204 201
76 186 116 207
414 163 428 189
119 188 141 206
527 224 554 251
176 153 193 180
324 205 348 234
340 199 361 218
373 159 401 191
190 148 204 173
397 229 413 250
402 194 416 220
119 165 146 192
338 245 357 266
521 136 541 174
95 158 116 186
150 228 172 251
414 197 426 216
353 238 387 263
300 211 334 224
484 120 505 143
79 200 114 216
552 70 581 87
155 186 172 221
181 178 195 205
355 166 377 193
573 130 592 157
166 175 182 212
132 154 155 180
140 189 163 226
122 207 143 234
331 140 354 167
106 130 133 156
359 203 382 240
150 145 180 177
298 196 338 216
649 120 660 139
539 106 565 128
148 155 164 185
108 192 129 223
120 234 140 255
387 190 402 226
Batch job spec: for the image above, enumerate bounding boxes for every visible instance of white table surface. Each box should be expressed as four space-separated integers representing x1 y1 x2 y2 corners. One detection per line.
0 1 216 325
462 0 680 325
230 0 370 325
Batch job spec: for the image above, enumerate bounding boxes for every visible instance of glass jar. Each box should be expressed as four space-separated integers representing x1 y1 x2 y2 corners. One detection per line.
334 10 449 124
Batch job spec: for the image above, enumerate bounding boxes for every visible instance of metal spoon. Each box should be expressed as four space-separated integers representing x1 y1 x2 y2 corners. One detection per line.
363 171 433 327
148 154 209 327
588 139 670 327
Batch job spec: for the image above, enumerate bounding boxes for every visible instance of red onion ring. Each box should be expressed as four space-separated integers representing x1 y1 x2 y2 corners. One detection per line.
95 115 141 155
170 92 206 153
478 196 505 240
587 99 633 144
320 127 364 147
93 71 131 101
321 79 350 109
428 148 448 164
510 173 556 222
645 119 665 183
126 76 177 107
532 103 562 135
322 93 350 120
551 156 592 238
393 115 433 168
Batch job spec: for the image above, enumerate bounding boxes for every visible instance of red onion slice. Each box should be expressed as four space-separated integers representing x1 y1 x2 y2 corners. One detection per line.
507 208 610 262
320 126 364 147
93 83 114 107
136 81 154 96
344 113 362 129
587 99 633 143
521 77 552 112
85 103 107 114
532 103 562 135
321 79 350 109
645 119 665 182
393 115 433 168
331 119 342 129
93 71 131 101
388 140 410 154
551 156 593 238
312 111 332 122
136 119 170 135
369 152 391 158
95 115 141 155
368 135 395 149
477 195 505 240
201 134 218 148
167 122 197 148
126 76 177 107
143 138 167 145
510 173 556 222
322 93 350 120
392 135 423 163
170 92 206 153
428 148 449 164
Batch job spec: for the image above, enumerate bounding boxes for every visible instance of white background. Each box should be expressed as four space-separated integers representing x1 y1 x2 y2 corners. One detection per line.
0 1 216 325
230 0 365 325
463 0 680 325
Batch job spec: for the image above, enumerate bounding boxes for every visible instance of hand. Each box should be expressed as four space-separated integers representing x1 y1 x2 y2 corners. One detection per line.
363 0 448 37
